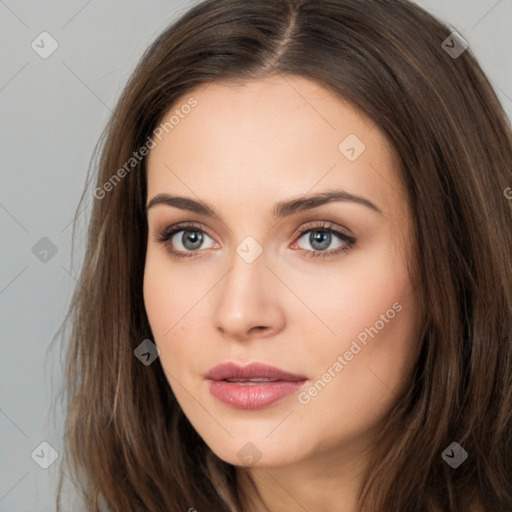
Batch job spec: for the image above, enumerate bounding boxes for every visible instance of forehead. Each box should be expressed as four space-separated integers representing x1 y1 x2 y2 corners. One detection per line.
145 75 405 220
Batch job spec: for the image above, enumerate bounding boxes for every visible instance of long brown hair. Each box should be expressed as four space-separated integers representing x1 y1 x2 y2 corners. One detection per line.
55 0 512 510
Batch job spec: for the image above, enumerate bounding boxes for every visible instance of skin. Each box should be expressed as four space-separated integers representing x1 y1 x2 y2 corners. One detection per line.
143 75 422 512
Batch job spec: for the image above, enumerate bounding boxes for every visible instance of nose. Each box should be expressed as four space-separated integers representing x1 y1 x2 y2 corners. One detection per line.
212 248 286 341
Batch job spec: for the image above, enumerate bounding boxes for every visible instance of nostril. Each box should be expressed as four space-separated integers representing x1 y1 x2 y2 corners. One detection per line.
250 326 268 333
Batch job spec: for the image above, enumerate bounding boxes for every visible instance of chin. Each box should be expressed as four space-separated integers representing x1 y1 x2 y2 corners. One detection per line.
205 436 305 468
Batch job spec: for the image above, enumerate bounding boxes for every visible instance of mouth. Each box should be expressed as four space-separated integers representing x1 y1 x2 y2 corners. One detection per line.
205 362 307 409
222 378 281 385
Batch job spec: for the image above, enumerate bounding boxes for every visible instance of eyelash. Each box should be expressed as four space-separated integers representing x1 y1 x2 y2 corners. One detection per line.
153 221 356 260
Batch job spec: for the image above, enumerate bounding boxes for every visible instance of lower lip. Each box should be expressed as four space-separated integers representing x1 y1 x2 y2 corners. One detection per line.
207 379 306 409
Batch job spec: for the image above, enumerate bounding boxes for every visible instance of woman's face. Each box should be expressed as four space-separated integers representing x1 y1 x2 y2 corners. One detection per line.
144 75 421 469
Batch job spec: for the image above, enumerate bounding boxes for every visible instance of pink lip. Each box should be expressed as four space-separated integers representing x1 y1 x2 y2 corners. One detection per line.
205 362 307 410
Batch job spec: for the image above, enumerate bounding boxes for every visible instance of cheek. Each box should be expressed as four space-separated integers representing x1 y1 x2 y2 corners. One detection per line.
143 250 181 366
143 247 202 337
143 252 209 377
143 258 172 339
296 238 414 345
297 237 419 398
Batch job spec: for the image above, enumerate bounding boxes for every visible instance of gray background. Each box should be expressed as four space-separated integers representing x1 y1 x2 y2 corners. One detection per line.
0 0 511 510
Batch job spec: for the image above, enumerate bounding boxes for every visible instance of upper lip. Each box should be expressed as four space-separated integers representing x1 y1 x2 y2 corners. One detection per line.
205 362 307 382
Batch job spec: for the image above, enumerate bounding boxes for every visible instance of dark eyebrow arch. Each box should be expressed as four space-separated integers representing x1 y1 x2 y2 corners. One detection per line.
146 189 383 218
272 190 383 217
146 194 219 218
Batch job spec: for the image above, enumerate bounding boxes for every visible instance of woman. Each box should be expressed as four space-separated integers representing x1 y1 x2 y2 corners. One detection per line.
56 0 512 510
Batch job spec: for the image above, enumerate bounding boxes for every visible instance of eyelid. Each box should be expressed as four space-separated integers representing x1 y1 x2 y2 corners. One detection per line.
290 221 356 257
292 220 354 239
153 221 213 242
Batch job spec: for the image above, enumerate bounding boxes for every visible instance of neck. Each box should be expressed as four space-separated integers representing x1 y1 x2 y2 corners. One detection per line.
236 436 374 512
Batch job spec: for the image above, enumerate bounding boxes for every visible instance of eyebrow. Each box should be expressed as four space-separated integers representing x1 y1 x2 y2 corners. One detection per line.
146 189 383 218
